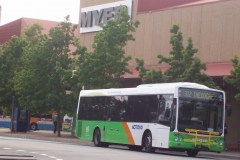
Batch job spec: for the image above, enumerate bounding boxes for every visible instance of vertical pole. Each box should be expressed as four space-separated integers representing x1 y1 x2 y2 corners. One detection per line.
57 108 61 137
11 96 15 133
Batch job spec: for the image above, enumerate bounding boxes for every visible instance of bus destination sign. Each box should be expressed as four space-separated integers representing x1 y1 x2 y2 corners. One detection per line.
179 88 223 101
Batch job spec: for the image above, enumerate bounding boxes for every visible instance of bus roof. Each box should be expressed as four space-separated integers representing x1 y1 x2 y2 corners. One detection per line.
79 82 219 97
137 82 209 89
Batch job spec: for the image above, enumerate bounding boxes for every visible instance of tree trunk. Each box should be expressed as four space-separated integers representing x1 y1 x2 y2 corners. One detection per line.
71 112 76 137
57 108 61 137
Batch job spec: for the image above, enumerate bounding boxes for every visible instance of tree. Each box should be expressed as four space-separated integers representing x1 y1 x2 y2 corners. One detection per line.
0 36 27 114
14 16 79 136
135 58 164 83
75 7 139 89
136 25 217 88
13 24 48 112
224 56 240 101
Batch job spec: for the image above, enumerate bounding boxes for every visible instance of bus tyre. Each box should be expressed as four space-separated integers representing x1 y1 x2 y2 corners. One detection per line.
93 128 102 147
143 131 155 153
187 150 198 157
30 123 37 131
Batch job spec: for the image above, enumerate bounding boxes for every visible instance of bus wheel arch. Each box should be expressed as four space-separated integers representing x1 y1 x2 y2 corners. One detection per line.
142 130 155 153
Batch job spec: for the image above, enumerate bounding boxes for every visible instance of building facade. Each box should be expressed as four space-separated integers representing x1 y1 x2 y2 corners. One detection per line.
0 18 60 45
79 0 240 149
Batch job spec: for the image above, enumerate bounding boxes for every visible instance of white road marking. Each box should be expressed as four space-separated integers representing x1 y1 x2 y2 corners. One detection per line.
16 149 25 152
0 136 69 144
48 156 57 158
30 151 38 154
40 153 48 156
2 145 64 160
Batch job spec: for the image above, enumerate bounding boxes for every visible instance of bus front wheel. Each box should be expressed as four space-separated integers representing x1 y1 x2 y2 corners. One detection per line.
143 131 155 153
93 128 102 147
187 150 198 157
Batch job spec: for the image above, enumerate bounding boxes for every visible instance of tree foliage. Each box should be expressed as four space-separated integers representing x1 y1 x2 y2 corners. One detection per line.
11 17 79 136
0 36 27 113
13 24 48 111
136 25 217 88
135 58 164 83
75 7 139 89
224 56 240 101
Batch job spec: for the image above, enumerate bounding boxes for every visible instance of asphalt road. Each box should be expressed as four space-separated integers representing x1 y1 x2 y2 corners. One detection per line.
0 136 233 160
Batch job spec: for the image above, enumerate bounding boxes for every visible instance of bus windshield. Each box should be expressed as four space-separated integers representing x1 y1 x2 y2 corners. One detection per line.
177 88 224 134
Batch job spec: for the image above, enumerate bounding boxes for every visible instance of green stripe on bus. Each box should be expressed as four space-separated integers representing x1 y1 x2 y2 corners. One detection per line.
76 120 129 144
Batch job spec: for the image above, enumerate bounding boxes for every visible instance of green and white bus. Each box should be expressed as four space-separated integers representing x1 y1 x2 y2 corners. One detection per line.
75 82 225 157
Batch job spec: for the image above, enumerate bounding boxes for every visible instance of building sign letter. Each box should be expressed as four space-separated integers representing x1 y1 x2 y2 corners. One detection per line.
81 12 92 28
80 0 132 33
92 10 104 26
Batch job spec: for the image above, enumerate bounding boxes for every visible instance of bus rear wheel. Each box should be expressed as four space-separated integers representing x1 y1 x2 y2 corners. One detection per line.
143 131 155 153
187 150 198 157
93 128 102 147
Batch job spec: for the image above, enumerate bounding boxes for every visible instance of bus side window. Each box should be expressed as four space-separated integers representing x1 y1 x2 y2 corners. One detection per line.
132 96 146 122
119 96 128 121
78 97 86 120
79 97 94 120
158 95 166 122
86 97 94 120
158 95 174 126
107 96 124 121
94 97 106 121
126 96 134 122
145 95 158 122
105 97 112 121
109 96 118 121
170 98 177 130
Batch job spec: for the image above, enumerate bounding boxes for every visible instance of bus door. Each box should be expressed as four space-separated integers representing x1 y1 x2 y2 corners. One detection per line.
155 95 175 147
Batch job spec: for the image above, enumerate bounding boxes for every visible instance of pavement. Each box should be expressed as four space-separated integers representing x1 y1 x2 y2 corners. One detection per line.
0 128 240 159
